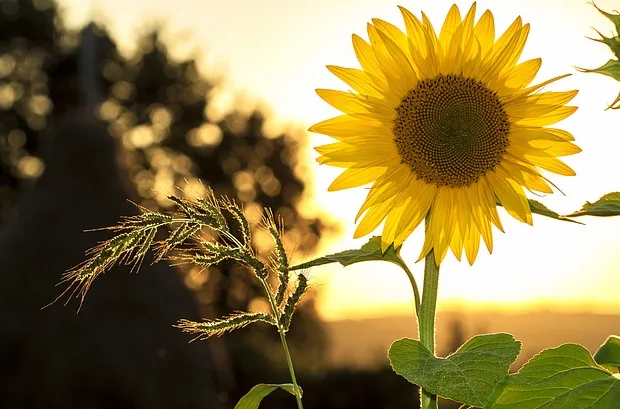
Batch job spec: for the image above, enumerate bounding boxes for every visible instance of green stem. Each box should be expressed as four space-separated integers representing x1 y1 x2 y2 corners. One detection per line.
399 261 421 319
419 248 440 409
260 277 304 409
277 327 304 409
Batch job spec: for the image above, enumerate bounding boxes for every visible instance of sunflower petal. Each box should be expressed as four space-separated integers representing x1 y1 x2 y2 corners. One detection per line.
474 9 495 56
328 166 387 191
316 89 396 121
327 66 384 97
486 168 532 224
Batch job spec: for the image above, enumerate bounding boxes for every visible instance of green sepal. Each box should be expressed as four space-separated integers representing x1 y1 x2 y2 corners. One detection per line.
588 31 620 61
593 2 620 39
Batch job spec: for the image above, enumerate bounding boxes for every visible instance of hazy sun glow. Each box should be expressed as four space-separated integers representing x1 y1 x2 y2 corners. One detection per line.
60 0 620 320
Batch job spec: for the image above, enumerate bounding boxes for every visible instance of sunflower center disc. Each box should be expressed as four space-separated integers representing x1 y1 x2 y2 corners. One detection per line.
393 74 510 187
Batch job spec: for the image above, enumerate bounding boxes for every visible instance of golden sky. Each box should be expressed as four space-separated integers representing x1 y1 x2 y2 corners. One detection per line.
59 0 620 320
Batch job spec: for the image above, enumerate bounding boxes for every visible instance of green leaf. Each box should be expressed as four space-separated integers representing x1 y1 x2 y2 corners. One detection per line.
234 383 302 409
290 236 405 270
388 333 521 407
565 192 620 217
487 344 620 408
595 336 620 372
495 199 582 224
527 199 583 225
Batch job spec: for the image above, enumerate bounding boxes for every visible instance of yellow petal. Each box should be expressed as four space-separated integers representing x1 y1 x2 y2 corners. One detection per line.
473 9 495 56
529 155 576 176
509 126 575 144
515 106 577 126
500 160 553 194
355 197 397 237
316 141 398 163
449 222 464 262
430 188 456 264
479 25 528 82
399 6 438 78
477 177 504 231
505 74 572 102
420 11 441 74
505 90 579 119
393 181 436 246
327 65 384 97
316 89 396 121
439 4 462 51
375 28 418 91
328 166 387 191
352 34 387 84
502 58 541 89
356 164 414 219
308 115 388 139
367 24 413 99
464 221 481 265
461 3 478 34
486 168 532 225
529 140 581 156
372 18 410 56
382 196 413 249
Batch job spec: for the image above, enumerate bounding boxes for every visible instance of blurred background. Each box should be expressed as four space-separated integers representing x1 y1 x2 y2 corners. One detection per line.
0 0 619 408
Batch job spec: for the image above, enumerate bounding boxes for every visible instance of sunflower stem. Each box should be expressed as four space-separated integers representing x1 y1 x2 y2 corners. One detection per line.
419 248 440 409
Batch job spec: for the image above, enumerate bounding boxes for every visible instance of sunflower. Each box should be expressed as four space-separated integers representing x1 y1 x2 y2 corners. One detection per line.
310 3 580 265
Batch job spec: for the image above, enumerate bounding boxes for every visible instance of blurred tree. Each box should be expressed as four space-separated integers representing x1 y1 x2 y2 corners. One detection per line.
0 0 331 406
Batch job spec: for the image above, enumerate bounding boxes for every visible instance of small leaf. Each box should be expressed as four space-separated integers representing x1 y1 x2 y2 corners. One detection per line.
487 344 620 408
595 336 620 372
234 383 302 409
290 236 404 271
388 333 521 407
527 199 583 225
565 192 620 217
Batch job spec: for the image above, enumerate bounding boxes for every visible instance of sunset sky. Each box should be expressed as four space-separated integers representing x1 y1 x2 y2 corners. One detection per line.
58 0 620 320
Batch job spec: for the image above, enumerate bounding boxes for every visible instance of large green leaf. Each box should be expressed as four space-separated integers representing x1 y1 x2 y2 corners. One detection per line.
290 236 405 270
565 193 620 217
234 383 302 409
388 334 521 408
487 344 620 408
595 336 620 373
